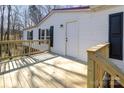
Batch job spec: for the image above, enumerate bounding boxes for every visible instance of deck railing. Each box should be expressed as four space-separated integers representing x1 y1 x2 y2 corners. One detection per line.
87 43 124 88
0 40 50 61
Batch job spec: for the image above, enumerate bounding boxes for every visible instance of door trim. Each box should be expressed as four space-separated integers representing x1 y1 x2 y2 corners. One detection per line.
65 21 79 57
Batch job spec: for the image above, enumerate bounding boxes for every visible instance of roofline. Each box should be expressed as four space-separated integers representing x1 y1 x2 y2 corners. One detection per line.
23 25 37 31
53 6 89 10
90 5 119 12
23 5 117 31
23 6 90 31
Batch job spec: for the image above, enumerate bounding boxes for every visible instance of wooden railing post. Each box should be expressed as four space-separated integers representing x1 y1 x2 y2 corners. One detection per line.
87 43 109 88
0 44 1 57
87 51 95 88
105 44 109 58
28 40 31 56
48 39 51 52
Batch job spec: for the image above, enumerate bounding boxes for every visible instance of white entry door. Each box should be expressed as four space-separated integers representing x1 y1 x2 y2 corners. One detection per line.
66 21 78 58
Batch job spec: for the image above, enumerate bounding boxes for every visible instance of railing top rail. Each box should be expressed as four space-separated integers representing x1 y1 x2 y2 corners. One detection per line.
87 42 109 52
0 40 50 43
0 39 50 61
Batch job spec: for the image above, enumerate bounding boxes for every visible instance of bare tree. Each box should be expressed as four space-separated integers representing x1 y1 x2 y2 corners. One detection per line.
0 5 5 41
11 8 17 39
28 5 42 25
5 5 24 40
5 5 11 40
5 5 11 58
11 6 21 40
28 5 63 25
24 10 27 27
0 5 5 56
38 5 61 15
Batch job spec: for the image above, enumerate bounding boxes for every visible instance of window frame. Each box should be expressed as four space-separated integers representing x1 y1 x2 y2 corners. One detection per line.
27 30 33 40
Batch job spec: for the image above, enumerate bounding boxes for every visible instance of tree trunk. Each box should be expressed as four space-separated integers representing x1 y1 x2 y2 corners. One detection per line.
6 5 12 59
0 6 5 56
0 6 5 41
7 5 11 40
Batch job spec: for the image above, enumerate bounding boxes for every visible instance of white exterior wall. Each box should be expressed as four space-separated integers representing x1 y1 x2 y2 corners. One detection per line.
32 28 38 40
38 11 109 62
23 30 27 40
23 6 124 63
23 27 38 40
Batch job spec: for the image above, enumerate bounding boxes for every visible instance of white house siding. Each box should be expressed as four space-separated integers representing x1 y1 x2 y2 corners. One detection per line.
23 30 27 40
38 11 108 62
36 13 80 61
33 28 38 40
23 6 124 63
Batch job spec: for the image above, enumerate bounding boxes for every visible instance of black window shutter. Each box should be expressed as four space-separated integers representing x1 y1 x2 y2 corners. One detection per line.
39 29 41 39
27 32 28 40
27 31 29 40
50 26 54 47
31 30 33 40
109 12 123 60
46 29 49 36
46 29 50 39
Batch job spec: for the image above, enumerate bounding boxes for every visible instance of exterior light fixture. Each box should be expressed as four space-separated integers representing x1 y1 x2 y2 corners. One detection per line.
60 24 63 28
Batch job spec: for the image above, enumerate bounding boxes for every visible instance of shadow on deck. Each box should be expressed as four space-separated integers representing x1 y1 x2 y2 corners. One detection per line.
0 52 87 88
0 53 58 75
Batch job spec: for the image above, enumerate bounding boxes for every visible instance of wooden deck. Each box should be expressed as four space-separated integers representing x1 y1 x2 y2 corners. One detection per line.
0 52 87 88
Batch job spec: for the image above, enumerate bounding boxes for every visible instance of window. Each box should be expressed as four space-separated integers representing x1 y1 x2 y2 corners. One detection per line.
38 29 45 40
38 29 50 40
27 30 33 40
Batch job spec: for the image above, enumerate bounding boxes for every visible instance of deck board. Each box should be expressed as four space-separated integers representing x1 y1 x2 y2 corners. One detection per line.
4 72 12 88
0 53 87 88
0 63 5 74
12 60 18 69
17 70 30 88
32 64 65 87
3 62 12 88
28 66 56 88
20 67 47 88
15 60 30 88
9 61 14 70
0 74 4 88
10 70 22 88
